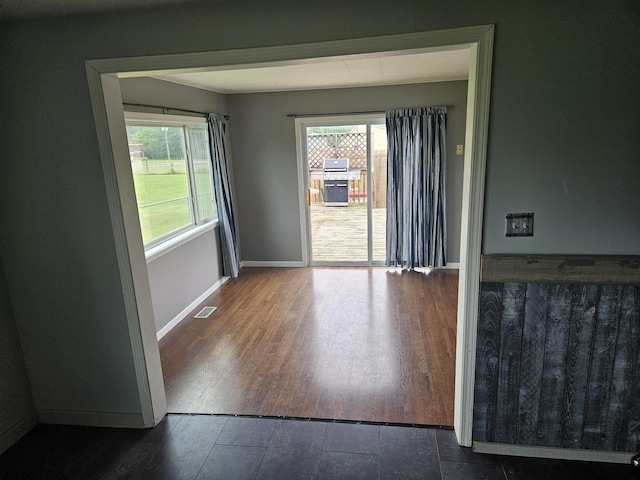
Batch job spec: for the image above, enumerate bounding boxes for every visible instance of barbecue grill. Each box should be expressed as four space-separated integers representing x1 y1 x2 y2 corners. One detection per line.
323 158 349 206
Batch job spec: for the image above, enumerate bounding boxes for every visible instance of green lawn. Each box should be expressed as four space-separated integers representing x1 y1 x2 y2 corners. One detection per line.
133 171 192 244
133 169 187 203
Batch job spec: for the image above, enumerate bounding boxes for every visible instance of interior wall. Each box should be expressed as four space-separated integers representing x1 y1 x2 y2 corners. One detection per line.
119 76 228 115
0 256 36 453
227 81 467 263
0 0 637 437
119 77 227 334
146 229 222 333
478 3 639 254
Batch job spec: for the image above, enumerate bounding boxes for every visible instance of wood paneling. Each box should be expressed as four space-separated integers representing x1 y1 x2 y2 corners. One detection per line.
517 283 547 444
481 255 640 285
621 286 640 452
160 267 458 426
605 297 630 451
536 284 571 447
475 280 640 452
495 283 525 444
473 282 502 442
561 284 598 449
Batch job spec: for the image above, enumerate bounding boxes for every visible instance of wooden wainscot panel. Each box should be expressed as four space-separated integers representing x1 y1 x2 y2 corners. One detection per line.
481 255 640 285
475 254 640 453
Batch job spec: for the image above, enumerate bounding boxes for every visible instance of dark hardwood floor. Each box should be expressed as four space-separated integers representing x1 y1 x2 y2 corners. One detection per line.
159 267 458 426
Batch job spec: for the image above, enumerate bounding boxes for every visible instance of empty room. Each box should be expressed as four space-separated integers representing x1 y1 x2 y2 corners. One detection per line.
117 52 470 427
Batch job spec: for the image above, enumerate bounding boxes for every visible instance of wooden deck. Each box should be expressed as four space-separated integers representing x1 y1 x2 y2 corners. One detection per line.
310 205 386 262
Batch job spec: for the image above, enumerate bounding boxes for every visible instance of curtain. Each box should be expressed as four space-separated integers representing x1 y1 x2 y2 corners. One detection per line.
386 107 447 269
207 113 240 278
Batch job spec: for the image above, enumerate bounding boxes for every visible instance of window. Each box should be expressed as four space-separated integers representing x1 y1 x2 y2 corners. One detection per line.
125 113 217 250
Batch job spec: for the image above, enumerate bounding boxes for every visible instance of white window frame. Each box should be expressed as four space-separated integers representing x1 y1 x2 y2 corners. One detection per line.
124 112 218 260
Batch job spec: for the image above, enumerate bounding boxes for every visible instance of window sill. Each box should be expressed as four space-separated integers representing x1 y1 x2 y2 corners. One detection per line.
145 220 218 264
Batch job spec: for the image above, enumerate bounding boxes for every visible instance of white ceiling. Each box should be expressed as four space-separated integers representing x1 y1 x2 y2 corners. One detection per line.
156 49 470 94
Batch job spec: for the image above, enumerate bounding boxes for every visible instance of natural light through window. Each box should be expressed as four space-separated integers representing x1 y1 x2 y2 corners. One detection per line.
125 113 217 250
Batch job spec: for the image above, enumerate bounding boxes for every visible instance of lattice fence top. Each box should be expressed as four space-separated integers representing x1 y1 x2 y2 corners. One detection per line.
307 133 367 170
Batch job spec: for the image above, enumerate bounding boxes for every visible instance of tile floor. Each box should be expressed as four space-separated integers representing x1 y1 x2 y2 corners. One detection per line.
1 414 638 479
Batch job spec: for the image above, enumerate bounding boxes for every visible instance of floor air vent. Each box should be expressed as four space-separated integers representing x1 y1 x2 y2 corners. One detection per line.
194 306 217 318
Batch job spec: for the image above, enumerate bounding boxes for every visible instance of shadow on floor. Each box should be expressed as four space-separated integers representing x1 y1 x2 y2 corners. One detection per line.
1 414 638 479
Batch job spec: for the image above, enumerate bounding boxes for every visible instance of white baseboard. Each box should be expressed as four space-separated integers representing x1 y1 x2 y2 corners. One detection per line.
240 261 305 268
412 263 460 272
239 261 458 269
473 441 635 465
0 413 38 454
37 409 146 429
156 276 230 341
440 262 460 269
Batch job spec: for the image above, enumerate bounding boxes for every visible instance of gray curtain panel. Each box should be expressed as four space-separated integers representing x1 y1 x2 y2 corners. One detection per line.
386 107 447 268
207 113 240 278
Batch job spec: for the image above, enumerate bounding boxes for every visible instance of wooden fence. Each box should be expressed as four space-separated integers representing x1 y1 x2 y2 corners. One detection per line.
308 152 386 208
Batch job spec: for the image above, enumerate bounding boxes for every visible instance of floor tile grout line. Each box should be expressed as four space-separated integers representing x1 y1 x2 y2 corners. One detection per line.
318 419 330 479
378 422 382 480
252 423 274 480
501 460 510 480
193 416 230 480
435 428 444 480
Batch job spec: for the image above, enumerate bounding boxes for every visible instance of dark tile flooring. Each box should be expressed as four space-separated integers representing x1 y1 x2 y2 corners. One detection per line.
1 414 639 479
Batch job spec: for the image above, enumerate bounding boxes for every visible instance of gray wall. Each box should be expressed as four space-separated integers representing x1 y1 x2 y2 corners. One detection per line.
0 0 638 443
0 257 36 453
119 76 228 116
120 77 227 334
146 229 222 333
228 82 467 263
479 3 639 254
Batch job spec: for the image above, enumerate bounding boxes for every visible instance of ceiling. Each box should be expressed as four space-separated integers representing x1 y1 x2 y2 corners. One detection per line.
156 49 470 94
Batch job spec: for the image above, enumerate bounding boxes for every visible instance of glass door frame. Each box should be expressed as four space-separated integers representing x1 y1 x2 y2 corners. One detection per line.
295 114 386 266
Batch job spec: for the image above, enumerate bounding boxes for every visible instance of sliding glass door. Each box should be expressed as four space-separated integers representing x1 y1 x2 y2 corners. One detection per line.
300 116 387 265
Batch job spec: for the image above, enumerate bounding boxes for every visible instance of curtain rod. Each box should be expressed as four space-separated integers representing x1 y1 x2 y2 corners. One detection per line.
123 102 229 120
286 106 453 118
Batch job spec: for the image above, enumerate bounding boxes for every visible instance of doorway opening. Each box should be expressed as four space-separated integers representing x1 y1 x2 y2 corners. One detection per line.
86 25 494 445
300 117 387 265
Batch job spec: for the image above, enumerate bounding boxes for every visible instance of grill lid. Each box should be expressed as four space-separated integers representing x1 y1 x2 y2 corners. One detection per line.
323 158 349 172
